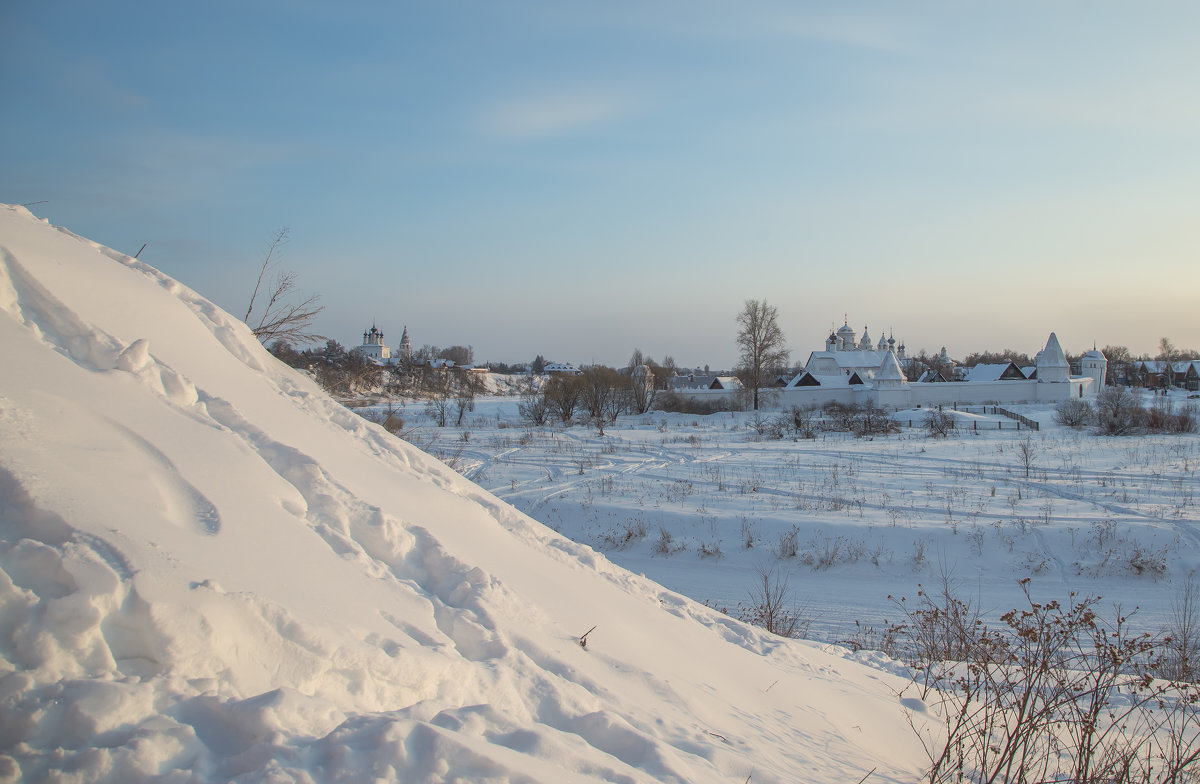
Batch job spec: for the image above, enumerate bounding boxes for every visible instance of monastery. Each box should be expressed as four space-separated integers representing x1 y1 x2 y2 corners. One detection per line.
695 320 1107 409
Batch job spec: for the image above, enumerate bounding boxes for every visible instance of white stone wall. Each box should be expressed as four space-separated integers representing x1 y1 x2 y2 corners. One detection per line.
674 376 1096 412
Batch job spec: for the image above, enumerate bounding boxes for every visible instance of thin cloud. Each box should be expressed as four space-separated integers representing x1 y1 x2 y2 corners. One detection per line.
767 10 917 55
479 91 642 141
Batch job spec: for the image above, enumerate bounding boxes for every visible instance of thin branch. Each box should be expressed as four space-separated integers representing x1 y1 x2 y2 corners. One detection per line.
245 227 290 324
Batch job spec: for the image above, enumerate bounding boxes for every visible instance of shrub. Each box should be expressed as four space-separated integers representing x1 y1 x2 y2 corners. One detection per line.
852 402 898 437
517 392 550 426
924 408 957 438
1159 577 1200 682
652 525 681 555
1054 398 1093 428
654 390 737 415
736 565 812 639
598 517 646 549
820 401 898 436
788 405 819 439
775 525 799 559
749 410 785 440
1095 386 1144 435
898 578 1200 784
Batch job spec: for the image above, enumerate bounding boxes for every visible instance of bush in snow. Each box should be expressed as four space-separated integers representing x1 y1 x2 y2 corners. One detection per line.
923 408 957 438
737 565 811 639
1095 386 1145 435
1054 398 1093 428
897 579 1200 784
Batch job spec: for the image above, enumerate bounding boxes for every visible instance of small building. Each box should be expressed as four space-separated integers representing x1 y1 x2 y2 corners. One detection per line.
961 362 1027 382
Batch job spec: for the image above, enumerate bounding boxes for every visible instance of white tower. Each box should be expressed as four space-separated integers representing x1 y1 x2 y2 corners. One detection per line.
397 326 412 360
1036 333 1070 384
1081 346 1107 393
874 351 908 389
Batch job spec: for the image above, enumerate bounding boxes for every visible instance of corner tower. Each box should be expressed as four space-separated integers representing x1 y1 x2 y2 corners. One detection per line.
1036 333 1070 384
1081 346 1107 392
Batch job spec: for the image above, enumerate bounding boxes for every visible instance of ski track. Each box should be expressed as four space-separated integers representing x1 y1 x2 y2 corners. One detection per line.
472 432 1196 531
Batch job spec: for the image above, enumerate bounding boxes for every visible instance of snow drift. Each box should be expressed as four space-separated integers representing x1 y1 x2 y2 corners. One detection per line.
0 203 925 782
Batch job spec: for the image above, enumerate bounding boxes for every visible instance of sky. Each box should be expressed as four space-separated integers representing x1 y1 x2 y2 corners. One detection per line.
3 1 1199 370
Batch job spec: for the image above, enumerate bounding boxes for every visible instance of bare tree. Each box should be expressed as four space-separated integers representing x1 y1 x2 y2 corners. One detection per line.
454 372 484 426
1162 576 1200 682
424 372 454 427
1159 337 1179 387
735 299 789 411
544 375 583 424
580 365 623 433
518 389 551 426
244 228 325 344
1101 344 1131 386
1016 436 1038 478
627 362 656 415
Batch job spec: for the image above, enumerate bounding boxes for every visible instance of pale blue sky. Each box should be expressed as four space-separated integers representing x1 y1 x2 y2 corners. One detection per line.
4 2 1199 368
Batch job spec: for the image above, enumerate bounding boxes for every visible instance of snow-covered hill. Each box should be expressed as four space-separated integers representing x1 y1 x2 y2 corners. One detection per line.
0 203 925 782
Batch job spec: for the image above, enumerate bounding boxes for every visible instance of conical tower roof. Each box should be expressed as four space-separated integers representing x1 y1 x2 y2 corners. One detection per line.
875 350 906 382
1038 332 1070 368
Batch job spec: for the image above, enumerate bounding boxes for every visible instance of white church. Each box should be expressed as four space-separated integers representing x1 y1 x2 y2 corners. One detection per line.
358 323 412 365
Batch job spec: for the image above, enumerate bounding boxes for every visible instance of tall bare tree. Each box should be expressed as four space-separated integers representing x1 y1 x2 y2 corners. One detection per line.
1101 344 1131 386
244 228 325 345
735 299 789 411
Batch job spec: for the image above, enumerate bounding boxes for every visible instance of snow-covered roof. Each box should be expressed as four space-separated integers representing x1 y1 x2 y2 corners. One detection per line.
1038 332 1070 369
962 362 1026 382
1140 360 1200 375
670 374 719 390
787 372 857 388
874 350 906 382
804 348 896 373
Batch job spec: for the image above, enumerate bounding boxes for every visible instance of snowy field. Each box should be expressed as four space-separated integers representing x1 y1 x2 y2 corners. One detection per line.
4 201 1196 782
377 394 1200 643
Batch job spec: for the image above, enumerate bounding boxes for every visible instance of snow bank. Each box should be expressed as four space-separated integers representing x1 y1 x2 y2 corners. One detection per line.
0 204 925 782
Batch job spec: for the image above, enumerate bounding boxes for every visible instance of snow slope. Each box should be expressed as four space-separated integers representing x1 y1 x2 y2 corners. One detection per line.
0 203 927 783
